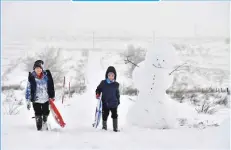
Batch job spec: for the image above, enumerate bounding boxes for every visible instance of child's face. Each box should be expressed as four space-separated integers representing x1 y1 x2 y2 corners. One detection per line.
35 67 42 75
108 72 115 81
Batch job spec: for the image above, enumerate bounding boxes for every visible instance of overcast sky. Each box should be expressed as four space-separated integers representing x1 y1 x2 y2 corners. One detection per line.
2 1 230 37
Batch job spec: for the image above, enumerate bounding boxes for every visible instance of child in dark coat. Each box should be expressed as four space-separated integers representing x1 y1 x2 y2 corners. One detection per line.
95 66 120 132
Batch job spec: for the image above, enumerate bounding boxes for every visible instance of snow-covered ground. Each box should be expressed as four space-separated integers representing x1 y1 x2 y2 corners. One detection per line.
2 94 230 150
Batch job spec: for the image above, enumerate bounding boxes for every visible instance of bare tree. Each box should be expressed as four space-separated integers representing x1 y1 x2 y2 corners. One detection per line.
2 58 23 83
3 101 21 115
74 59 87 94
24 47 70 89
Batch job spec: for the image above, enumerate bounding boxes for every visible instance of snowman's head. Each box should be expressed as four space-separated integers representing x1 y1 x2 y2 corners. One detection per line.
145 40 179 70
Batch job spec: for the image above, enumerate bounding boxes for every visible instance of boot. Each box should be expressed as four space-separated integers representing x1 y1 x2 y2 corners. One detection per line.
113 119 119 132
35 116 42 131
42 115 49 130
102 121 107 130
43 115 48 123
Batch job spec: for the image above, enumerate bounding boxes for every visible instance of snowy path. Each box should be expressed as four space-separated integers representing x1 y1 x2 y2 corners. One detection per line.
2 94 229 150
86 50 105 91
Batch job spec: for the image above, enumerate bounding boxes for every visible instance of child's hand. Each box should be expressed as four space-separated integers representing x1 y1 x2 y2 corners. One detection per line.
49 98 55 102
96 94 100 99
27 101 31 110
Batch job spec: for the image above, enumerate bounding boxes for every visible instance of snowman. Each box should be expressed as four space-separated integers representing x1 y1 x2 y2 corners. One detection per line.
127 40 180 129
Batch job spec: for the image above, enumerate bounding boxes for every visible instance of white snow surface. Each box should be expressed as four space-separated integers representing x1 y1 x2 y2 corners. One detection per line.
2 94 230 150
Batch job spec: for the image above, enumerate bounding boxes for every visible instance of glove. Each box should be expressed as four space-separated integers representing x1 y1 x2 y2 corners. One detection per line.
27 101 31 110
49 98 55 103
96 94 100 99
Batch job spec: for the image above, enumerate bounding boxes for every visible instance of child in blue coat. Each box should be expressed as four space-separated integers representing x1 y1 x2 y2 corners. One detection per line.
95 66 120 132
25 60 55 131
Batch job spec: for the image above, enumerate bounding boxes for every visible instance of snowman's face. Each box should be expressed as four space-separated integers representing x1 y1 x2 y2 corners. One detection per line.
145 41 179 70
152 54 168 69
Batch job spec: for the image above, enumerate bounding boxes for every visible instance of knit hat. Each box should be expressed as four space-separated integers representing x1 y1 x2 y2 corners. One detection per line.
33 60 44 70
105 66 117 80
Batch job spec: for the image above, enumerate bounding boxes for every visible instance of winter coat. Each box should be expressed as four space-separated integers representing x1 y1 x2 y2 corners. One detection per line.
96 66 120 108
25 70 55 103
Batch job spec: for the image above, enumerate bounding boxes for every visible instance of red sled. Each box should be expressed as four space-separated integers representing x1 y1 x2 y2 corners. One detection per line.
50 100 66 128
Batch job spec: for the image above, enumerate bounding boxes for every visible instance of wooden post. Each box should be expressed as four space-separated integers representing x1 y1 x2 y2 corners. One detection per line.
62 76 65 104
69 82 71 98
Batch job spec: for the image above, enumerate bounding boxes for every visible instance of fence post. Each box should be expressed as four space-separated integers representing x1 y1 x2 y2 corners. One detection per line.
69 82 71 98
62 76 65 104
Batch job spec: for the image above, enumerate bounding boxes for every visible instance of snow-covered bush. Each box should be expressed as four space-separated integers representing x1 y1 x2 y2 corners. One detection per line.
168 91 185 103
2 85 22 91
195 98 217 115
168 89 229 115
70 84 87 95
120 85 138 96
214 93 229 106
3 101 21 115
4 90 17 102
2 90 23 115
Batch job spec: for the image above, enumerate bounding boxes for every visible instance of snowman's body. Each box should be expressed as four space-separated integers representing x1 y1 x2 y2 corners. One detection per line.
128 40 179 129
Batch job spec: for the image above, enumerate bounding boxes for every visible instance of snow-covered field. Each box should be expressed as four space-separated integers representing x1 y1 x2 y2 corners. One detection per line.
2 35 230 150
2 94 230 150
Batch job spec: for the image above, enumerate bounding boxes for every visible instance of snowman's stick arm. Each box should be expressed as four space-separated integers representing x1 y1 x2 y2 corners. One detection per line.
128 60 139 67
169 62 187 75
124 57 139 67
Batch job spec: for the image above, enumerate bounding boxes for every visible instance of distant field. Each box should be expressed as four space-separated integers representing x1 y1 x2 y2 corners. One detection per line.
2 35 230 89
